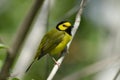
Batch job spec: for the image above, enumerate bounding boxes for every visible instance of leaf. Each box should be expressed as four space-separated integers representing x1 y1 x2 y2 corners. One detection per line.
0 43 7 49
11 78 20 80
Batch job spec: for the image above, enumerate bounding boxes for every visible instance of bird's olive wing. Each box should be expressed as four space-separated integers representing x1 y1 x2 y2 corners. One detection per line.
41 31 64 53
35 30 64 59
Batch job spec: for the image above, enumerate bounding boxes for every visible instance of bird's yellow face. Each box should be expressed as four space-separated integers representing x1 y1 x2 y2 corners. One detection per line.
56 21 72 31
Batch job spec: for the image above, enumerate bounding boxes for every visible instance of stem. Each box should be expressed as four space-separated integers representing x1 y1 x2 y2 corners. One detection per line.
113 68 120 80
0 0 44 80
47 0 87 80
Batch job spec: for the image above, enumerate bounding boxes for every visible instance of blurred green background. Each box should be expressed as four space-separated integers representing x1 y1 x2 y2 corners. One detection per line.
0 0 111 80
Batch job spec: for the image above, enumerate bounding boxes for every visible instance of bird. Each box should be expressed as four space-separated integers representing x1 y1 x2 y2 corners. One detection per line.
26 21 72 72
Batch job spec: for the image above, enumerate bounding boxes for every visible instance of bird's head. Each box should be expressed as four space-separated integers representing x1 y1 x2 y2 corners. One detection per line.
56 21 72 31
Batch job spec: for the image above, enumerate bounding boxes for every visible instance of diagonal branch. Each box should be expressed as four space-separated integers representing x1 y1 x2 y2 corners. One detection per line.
113 68 120 80
47 0 87 80
0 0 44 80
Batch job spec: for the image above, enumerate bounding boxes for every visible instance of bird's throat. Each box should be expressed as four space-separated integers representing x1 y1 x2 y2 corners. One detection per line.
65 27 72 35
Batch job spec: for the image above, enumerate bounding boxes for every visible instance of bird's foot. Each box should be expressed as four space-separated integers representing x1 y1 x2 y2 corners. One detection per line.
54 61 60 67
52 57 60 67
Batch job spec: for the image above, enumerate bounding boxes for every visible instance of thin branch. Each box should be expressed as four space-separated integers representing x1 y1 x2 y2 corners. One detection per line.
47 0 87 80
47 49 66 80
113 68 120 80
0 0 44 80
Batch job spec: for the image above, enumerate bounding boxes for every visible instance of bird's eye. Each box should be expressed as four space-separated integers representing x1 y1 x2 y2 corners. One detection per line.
63 25 67 27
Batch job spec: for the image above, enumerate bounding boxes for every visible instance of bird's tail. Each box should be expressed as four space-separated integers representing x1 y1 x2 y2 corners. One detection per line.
25 53 45 72
25 60 35 72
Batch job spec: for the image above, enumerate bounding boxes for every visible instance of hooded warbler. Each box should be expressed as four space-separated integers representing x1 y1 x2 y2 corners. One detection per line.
26 21 72 71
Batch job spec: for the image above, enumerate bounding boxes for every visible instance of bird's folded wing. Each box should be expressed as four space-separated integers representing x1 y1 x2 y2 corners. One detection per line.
35 29 65 60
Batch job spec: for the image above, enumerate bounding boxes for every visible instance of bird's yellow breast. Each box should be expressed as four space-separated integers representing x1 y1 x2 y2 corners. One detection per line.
50 32 71 56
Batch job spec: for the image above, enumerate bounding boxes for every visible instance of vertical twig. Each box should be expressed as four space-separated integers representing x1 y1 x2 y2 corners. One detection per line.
47 0 87 80
0 0 44 80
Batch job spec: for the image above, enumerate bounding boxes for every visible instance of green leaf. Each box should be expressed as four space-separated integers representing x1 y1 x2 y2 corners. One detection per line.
0 43 7 49
11 78 20 80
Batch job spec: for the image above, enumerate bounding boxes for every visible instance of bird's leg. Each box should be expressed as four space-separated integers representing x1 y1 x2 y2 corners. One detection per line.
51 57 60 67
66 49 69 54
65 46 68 53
